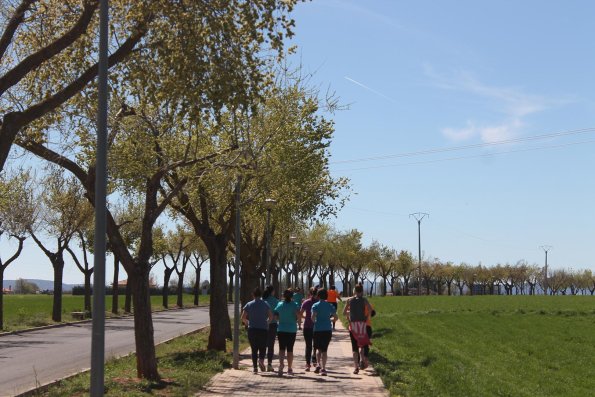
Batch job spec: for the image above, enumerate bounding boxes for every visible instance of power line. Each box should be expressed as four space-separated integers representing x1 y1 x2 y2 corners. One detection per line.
330 127 595 165
333 138 595 172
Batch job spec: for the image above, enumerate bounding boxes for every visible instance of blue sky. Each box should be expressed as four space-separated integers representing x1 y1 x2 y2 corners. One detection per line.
289 0 595 272
3 0 595 285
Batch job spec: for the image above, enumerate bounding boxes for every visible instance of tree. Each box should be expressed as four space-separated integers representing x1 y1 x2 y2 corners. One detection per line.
14 278 39 294
66 229 94 313
187 236 209 306
29 170 91 322
0 169 35 329
395 250 415 295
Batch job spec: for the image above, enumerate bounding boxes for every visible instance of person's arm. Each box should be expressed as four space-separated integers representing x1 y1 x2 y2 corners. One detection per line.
241 310 249 326
364 299 373 320
267 308 273 322
342 299 350 317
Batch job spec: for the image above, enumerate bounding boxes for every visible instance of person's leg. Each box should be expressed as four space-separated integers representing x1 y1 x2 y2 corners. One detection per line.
320 331 331 375
349 331 360 372
278 332 288 374
361 326 372 368
247 328 258 371
286 333 296 372
331 303 338 328
304 328 313 366
313 332 322 373
266 322 278 370
257 329 267 371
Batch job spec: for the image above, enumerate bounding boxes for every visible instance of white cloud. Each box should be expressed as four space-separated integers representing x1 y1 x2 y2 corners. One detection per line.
442 121 477 141
425 65 555 143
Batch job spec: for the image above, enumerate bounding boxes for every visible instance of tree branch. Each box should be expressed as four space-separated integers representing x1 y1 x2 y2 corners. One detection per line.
0 0 37 62
0 0 99 96
1 235 25 270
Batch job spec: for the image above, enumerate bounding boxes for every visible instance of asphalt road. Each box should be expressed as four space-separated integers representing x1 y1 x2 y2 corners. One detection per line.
0 306 222 396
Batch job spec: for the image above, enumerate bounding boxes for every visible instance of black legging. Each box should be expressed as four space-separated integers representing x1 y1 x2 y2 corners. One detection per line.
248 328 268 369
266 322 278 364
303 327 314 364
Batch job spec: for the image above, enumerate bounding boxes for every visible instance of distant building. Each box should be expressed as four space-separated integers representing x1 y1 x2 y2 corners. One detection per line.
2 285 13 294
115 279 158 288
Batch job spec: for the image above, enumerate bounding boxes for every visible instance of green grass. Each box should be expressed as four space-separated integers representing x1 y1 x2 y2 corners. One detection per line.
365 295 595 397
2 294 210 331
40 327 247 397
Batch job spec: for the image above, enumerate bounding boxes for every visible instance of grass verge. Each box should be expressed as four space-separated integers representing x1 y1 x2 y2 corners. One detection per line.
38 327 246 396
2 294 210 332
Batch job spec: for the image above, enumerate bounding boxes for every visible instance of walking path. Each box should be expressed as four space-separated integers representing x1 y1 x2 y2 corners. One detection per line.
196 321 388 397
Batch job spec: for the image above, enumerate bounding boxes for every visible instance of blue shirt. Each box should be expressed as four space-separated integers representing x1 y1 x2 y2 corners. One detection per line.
312 300 336 332
264 295 279 324
292 292 304 305
242 298 270 330
274 301 299 333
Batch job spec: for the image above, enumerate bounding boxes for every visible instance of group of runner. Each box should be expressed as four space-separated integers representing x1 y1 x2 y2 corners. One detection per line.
241 283 374 376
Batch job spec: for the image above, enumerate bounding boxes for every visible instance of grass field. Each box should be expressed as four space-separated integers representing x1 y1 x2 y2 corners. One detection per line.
2 293 210 331
366 296 595 397
41 328 247 396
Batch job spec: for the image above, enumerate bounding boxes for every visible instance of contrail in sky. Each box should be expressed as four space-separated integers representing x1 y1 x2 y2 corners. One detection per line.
344 76 397 103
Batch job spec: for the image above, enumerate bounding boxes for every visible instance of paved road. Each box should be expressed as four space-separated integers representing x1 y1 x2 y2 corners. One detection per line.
0 307 221 397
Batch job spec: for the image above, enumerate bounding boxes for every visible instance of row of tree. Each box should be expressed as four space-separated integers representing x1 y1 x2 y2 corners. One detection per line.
256 225 595 298
0 0 351 381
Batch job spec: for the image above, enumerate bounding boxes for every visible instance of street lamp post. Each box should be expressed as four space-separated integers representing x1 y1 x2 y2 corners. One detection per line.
540 245 552 295
264 199 277 286
288 235 297 289
90 1 109 395
410 212 429 296
232 177 242 369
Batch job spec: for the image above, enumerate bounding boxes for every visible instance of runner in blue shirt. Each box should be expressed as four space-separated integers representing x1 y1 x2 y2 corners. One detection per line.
273 289 301 375
263 285 279 372
241 287 273 373
311 288 338 376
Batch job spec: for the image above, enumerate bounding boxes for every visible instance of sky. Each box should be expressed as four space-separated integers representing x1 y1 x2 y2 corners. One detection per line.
3 0 595 285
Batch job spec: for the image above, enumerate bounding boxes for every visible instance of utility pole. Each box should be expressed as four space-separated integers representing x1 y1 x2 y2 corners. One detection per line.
540 245 552 295
410 213 429 296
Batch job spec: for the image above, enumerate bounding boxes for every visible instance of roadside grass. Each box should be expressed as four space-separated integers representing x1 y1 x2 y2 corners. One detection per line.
2 294 210 332
39 327 247 397
366 295 595 397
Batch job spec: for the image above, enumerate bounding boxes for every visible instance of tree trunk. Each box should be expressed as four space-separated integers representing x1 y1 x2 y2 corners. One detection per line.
112 255 120 314
52 256 64 322
0 267 4 329
240 262 259 307
207 235 232 351
272 268 280 292
84 270 92 313
228 267 234 303
193 266 200 306
162 267 173 308
130 268 159 380
124 280 132 313
176 270 185 308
